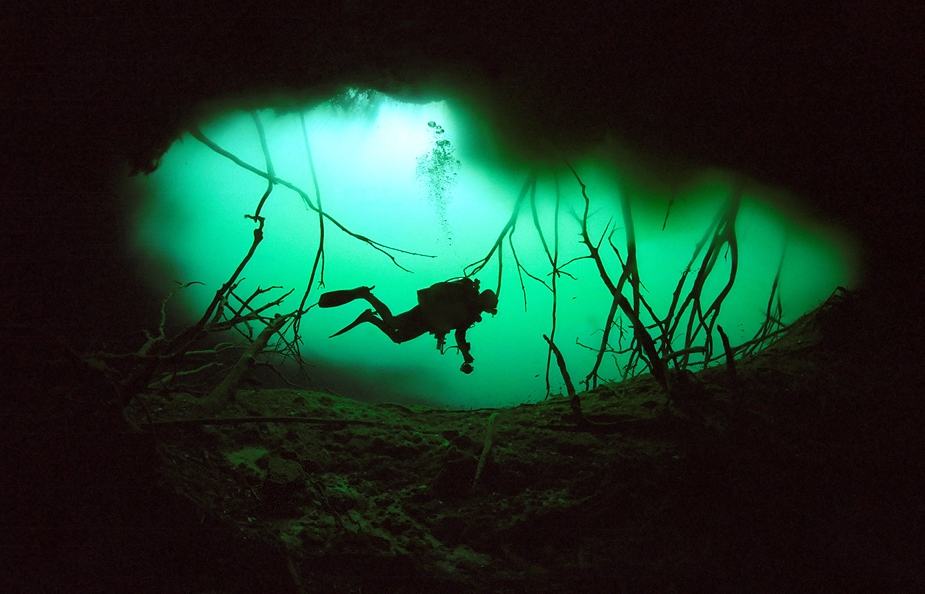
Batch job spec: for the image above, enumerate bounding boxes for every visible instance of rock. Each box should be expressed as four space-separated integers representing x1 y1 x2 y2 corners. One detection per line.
267 456 304 484
262 456 306 515
430 451 478 499
325 475 365 512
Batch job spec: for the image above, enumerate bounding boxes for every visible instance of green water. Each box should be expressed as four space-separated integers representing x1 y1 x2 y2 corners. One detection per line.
126 90 855 408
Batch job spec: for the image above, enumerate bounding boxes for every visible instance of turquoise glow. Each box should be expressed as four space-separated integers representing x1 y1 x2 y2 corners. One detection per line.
127 90 856 408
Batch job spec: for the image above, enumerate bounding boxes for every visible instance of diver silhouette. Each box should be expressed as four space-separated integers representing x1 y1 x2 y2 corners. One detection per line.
318 278 498 374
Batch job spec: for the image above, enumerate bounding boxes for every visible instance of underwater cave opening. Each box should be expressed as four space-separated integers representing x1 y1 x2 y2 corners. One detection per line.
123 88 856 408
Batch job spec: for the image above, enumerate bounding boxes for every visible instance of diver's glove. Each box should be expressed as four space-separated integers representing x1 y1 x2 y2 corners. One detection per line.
460 362 474 374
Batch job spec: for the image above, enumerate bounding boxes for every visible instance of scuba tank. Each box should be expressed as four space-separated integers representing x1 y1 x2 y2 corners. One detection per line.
417 278 480 333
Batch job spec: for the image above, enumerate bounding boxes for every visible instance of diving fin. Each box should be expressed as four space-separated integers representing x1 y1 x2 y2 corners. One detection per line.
318 286 374 308
329 309 376 338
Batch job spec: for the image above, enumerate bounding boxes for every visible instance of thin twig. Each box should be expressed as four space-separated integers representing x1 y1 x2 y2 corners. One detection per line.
190 127 435 272
292 112 328 350
464 174 536 289
566 161 668 392
543 334 584 423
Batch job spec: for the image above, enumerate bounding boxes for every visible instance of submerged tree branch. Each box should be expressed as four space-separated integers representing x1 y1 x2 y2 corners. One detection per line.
190 127 435 272
742 242 787 357
464 174 536 297
201 313 290 414
543 334 582 422
566 161 669 392
584 296 620 390
544 175 562 397
291 112 328 352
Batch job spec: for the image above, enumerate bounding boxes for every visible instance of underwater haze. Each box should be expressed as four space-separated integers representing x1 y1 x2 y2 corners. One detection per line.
126 89 855 408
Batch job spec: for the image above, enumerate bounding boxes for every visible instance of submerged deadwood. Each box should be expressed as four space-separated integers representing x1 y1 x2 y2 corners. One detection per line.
543 334 585 423
566 162 670 393
122 116 798 419
472 412 500 489
202 313 289 413
113 113 442 403
462 163 758 399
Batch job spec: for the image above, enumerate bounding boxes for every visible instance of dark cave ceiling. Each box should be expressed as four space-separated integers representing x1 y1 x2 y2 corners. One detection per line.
13 4 915 189
6 2 920 289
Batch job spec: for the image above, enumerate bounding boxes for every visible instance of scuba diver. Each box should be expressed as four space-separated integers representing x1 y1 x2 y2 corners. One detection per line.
318 278 498 374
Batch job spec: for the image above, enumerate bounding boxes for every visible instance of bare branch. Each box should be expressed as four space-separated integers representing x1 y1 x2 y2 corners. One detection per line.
661 198 675 231
190 127 435 272
292 112 328 348
150 361 224 389
543 334 583 422
530 180 554 267
201 313 291 413
566 161 669 392
544 175 562 397
556 254 592 273
575 336 634 355
742 242 787 357
464 174 536 288
717 325 737 382
583 296 620 390
507 231 529 310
